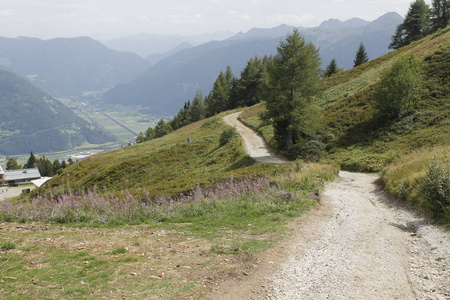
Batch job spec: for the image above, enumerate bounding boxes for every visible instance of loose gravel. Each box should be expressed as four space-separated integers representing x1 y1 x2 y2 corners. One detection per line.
265 171 449 300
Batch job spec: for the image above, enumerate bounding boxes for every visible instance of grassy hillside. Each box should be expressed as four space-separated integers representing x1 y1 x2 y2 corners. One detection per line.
48 114 276 197
0 110 337 299
322 27 449 172
240 27 449 222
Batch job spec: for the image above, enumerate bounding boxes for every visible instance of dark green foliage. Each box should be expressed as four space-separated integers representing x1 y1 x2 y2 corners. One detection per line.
190 91 206 122
154 119 173 138
264 29 322 152
25 151 37 169
353 43 369 67
421 158 450 220
325 58 338 77
390 0 431 49
374 54 422 119
230 56 271 107
6 157 21 170
205 66 236 116
431 0 450 31
288 140 326 162
53 159 62 174
220 128 238 146
37 156 55 177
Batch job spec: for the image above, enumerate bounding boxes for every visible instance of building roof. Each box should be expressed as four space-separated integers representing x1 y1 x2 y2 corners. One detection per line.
0 165 4 175
4 168 41 181
31 177 52 187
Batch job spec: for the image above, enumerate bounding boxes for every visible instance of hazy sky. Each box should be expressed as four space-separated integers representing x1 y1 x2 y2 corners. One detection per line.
0 0 430 40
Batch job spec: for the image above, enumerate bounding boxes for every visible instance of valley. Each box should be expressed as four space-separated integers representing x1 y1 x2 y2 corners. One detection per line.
0 3 449 299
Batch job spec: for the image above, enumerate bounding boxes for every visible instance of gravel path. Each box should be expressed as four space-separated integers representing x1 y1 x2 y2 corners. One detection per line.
216 114 449 299
223 112 287 164
265 171 450 300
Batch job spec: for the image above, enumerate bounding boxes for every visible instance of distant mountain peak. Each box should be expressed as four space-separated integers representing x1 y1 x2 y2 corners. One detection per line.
319 17 369 30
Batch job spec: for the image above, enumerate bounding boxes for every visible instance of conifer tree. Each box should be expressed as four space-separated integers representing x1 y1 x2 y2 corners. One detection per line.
6 157 21 170
25 151 37 168
53 159 62 173
431 0 449 30
325 58 338 77
264 29 322 150
353 43 369 67
205 66 235 116
190 90 205 122
390 0 431 49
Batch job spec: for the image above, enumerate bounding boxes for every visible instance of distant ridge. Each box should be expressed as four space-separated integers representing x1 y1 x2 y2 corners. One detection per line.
0 36 150 97
0 68 116 155
103 12 403 115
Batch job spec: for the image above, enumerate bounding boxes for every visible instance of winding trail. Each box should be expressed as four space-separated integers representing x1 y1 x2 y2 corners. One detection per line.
214 110 450 300
223 112 287 164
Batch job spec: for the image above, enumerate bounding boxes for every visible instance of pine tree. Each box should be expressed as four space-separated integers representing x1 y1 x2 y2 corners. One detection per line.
53 159 62 174
264 29 322 150
431 0 449 31
205 66 235 116
190 90 205 122
6 157 21 170
61 160 68 169
154 119 172 138
353 43 369 67
325 58 338 77
390 0 431 49
25 151 37 168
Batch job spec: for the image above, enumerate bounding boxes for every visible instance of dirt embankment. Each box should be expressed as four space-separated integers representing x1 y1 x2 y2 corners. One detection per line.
208 171 450 299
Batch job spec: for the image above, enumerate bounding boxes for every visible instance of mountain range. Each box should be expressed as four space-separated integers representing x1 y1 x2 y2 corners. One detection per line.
0 68 116 155
0 12 403 116
103 12 403 115
0 36 150 97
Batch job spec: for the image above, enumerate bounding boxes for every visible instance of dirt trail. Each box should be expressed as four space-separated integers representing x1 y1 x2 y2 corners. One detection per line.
208 171 450 299
223 112 287 163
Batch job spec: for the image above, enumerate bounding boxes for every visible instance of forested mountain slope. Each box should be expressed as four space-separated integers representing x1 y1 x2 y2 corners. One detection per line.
0 69 116 155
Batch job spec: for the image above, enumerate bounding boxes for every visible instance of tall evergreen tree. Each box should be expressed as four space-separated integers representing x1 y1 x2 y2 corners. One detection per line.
25 151 37 168
325 58 338 77
231 56 267 107
390 0 431 49
205 66 236 116
353 43 369 67
189 90 205 122
53 159 62 174
154 119 172 138
431 0 450 30
264 29 322 150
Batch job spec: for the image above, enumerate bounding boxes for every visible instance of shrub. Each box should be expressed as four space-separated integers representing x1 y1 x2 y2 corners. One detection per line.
421 158 450 220
220 127 237 146
289 139 326 161
373 54 422 119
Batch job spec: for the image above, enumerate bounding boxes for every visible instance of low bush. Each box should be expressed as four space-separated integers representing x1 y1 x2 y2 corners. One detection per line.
421 158 450 220
220 127 238 146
